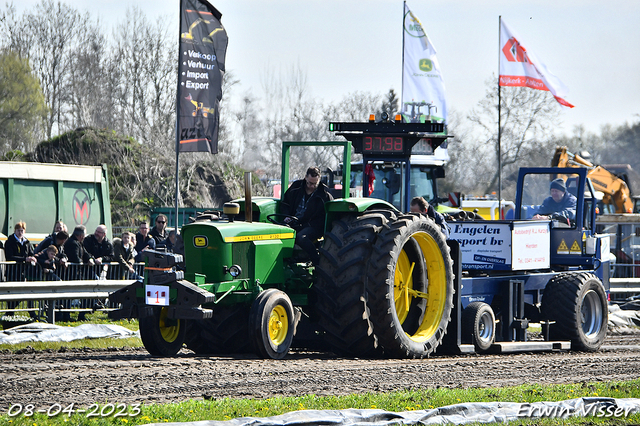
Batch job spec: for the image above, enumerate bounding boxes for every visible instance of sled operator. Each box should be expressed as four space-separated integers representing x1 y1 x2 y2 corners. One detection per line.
532 178 576 221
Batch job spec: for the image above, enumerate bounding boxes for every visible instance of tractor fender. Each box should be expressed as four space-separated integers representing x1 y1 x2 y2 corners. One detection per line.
325 198 399 226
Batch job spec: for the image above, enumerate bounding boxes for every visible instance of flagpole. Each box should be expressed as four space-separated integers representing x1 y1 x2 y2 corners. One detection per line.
497 15 502 217
401 1 406 121
174 0 182 235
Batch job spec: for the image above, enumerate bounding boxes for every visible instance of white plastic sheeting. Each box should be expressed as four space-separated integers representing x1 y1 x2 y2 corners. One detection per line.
0 323 138 345
609 301 640 332
145 398 640 426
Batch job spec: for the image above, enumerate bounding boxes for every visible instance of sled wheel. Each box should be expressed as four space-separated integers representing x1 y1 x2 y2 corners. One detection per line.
249 289 295 359
462 301 495 352
139 306 186 356
541 272 608 352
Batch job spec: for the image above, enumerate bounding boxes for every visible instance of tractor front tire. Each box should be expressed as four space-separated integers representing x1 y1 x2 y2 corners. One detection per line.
249 289 295 359
139 307 186 356
314 211 394 357
541 272 608 352
367 215 454 358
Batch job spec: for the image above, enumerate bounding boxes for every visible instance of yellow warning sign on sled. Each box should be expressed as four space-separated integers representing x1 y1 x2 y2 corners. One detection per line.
557 239 569 254
570 240 581 255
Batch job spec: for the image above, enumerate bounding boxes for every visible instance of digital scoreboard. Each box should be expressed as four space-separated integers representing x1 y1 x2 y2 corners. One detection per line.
329 120 448 158
362 136 405 154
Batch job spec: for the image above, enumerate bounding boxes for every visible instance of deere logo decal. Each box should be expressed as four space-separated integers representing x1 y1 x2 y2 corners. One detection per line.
72 189 91 225
194 236 208 247
419 59 433 72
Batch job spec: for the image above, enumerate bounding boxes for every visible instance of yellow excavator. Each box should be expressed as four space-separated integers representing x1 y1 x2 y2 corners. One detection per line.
552 146 634 213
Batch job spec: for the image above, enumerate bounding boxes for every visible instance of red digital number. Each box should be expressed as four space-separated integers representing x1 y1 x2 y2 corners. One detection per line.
364 136 372 151
363 136 404 152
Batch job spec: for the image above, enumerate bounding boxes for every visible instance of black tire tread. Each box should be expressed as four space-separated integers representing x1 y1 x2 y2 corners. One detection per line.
367 214 454 358
139 307 186 357
462 301 495 352
249 289 295 359
541 272 608 351
184 306 251 354
313 211 394 357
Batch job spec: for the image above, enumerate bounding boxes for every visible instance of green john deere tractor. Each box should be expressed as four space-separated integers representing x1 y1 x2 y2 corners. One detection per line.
109 117 455 359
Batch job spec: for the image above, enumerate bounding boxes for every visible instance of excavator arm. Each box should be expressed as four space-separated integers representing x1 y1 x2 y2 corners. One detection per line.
552 146 634 213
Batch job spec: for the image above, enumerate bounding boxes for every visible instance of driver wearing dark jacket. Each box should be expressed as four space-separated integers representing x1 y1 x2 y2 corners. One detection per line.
280 167 333 264
533 178 577 221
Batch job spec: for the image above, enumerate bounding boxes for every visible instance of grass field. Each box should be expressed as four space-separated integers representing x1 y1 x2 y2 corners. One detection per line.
0 312 142 352
2 380 639 425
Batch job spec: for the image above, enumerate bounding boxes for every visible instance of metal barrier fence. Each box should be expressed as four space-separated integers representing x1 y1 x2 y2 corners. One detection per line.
597 220 640 279
0 261 144 323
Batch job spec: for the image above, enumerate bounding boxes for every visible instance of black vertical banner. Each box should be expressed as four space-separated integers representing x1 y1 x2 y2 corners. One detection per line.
177 0 228 153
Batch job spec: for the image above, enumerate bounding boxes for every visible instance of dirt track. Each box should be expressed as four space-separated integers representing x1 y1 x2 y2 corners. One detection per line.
2 334 639 411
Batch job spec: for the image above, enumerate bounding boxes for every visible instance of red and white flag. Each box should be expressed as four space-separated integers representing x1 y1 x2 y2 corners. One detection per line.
499 19 574 108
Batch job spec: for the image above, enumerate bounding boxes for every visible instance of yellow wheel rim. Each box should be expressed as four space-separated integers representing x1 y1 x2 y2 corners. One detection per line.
268 305 289 346
394 250 415 324
393 232 447 343
158 307 181 343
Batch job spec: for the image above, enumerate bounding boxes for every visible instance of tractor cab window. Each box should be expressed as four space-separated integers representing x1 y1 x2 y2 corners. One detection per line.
409 166 436 205
519 172 580 228
349 161 438 209
349 161 405 210
368 162 404 210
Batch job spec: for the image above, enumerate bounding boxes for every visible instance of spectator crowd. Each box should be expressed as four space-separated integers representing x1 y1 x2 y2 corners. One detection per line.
1 215 177 284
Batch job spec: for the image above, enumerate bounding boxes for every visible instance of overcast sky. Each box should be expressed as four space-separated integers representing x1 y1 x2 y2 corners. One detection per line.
12 0 640 136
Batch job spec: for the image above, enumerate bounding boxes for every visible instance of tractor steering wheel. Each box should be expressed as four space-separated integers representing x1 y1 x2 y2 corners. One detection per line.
267 214 301 228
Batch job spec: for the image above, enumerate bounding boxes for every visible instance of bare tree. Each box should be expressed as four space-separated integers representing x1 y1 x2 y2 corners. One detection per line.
67 19 109 130
323 91 382 125
140 15 176 148
28 1 83 138
465 77 561 197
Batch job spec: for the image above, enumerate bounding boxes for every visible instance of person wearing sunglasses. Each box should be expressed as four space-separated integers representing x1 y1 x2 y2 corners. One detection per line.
150 214 168 245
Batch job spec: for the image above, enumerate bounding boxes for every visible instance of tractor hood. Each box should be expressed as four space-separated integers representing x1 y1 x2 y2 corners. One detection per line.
181 220 295 285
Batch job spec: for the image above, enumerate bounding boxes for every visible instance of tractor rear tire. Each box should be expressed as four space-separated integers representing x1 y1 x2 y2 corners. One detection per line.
139 307 186 356
367 215 454 358
314 210 394 357
183 306 251 355
541 272 608 352
249 289 295 359
462 301 495 353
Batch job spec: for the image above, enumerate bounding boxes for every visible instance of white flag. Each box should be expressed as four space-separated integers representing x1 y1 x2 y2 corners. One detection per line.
402 3 447 123
499 18 574 108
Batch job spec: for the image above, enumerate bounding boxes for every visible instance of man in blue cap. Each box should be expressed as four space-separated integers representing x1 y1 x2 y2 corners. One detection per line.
533 178 577 221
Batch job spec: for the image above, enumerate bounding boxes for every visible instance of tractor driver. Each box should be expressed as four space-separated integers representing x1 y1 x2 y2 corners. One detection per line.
532 178 576 221
280 166 333 265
